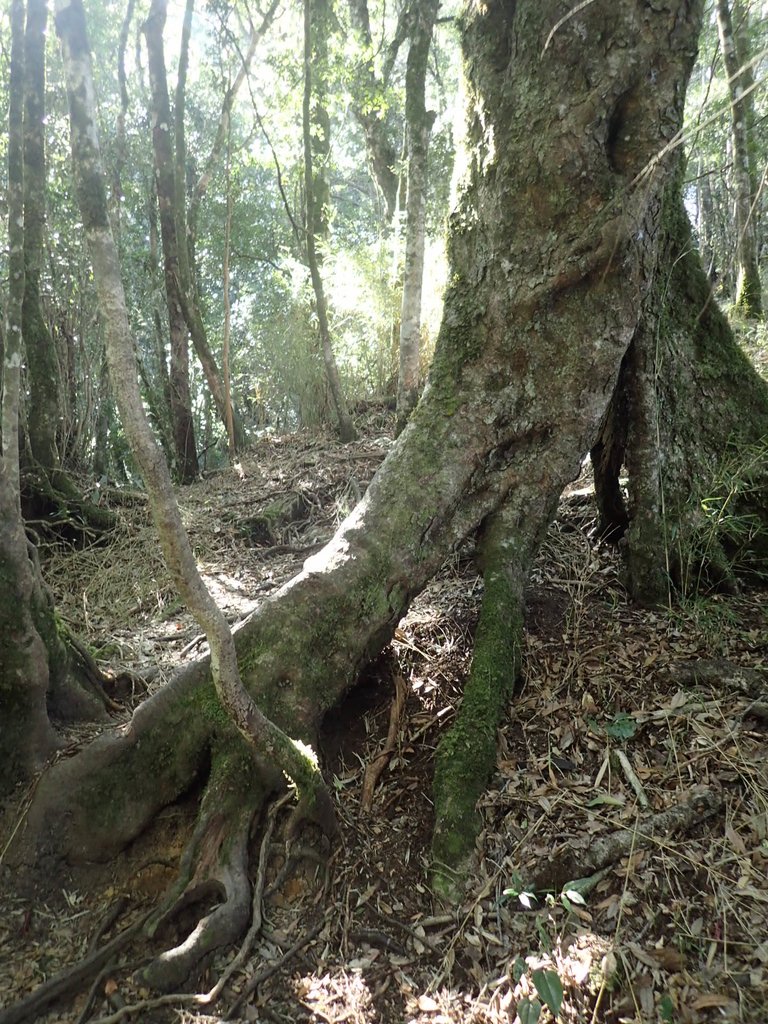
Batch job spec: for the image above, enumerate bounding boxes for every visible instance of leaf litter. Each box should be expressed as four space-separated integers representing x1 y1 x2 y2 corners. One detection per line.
1 416 766 1024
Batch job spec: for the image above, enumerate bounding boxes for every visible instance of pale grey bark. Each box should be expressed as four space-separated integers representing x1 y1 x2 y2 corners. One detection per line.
396 0 439 434
716 0 762 316
303 0 357 441
55 0 333 821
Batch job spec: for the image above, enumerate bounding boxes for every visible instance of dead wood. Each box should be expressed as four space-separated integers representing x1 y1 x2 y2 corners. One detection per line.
528 789 724 893
360 674 408 812
0 912 150 1024
665 658 767 698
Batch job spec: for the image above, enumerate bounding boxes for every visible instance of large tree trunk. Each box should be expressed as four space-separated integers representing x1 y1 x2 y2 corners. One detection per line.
15 0 749 993
593 163 768 605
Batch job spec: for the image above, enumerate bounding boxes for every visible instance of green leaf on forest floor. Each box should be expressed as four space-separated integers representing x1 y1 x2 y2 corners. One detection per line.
531 968 563 1018
604 712 638 741
516 996 542 1024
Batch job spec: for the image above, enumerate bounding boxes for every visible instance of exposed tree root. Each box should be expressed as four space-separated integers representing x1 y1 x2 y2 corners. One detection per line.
141 744 279 991
431 500 554 901
527 789 723 894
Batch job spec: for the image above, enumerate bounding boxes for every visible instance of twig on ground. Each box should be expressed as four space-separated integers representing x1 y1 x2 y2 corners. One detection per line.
612 749 650 809
360 674 408 812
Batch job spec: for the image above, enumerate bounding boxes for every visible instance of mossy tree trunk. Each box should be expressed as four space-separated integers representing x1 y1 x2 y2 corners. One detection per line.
10 0 727 992
592 164 768 606
0 0 57 792
19 0 114 533
1 0 103 793
50 0 335 991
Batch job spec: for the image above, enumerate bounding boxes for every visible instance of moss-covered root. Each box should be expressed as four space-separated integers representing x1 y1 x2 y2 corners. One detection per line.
431 559 524 902
141 743 278 992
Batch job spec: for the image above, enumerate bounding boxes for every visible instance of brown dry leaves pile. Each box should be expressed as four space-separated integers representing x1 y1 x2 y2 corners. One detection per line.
1 424 767 1024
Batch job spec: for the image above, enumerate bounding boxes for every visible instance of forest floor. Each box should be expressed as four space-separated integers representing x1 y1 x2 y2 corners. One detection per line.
1 412 767 1024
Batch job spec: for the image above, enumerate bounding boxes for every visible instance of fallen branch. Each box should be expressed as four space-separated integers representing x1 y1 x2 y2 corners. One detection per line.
528 788 723 893
360 674 408 812
666 659 767 698
0 912 150 1024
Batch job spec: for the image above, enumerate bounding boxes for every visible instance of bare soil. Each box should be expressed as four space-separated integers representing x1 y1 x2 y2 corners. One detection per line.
1 417 767 1024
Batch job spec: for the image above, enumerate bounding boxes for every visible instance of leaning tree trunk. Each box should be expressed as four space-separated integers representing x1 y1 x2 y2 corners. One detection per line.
592 162 768 606
14 0 723 989
53 0 335 991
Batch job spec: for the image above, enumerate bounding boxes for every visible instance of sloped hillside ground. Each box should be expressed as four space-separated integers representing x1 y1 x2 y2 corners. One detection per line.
1 412 767 1024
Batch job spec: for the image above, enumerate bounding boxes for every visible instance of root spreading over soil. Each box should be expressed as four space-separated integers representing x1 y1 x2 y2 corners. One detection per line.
1 424 767 1024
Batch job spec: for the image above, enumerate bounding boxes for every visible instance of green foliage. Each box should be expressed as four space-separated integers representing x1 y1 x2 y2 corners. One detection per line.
531 969 564 1019
677 437 768 594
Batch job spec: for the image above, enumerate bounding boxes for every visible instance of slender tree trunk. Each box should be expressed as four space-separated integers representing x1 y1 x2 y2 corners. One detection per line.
174 0 247 452
715 0 762 316
222 120 236 457
22 0 63 475
53 0 335 987
303 0 357 442
143 0 199 483
395 0 439 434
346 0 401 220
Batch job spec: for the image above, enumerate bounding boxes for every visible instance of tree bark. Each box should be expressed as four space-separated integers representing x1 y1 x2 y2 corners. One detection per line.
173 0 248 453
395 0 439 434
715 0 762 317
346 0 402 221
303 0 357 442
53 0 336 988
16 0 752 992
143 0 199 483
22 0 63 475
0 0 58 792
592 162 768 605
